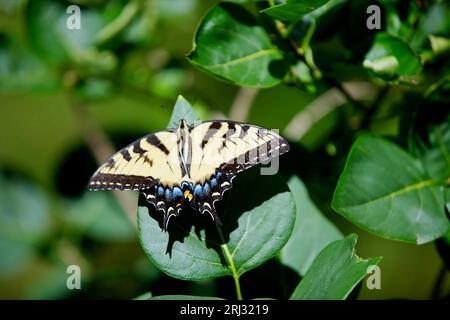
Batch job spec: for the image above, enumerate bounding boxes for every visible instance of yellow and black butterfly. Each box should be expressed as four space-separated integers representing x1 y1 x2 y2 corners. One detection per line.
88 120 290 230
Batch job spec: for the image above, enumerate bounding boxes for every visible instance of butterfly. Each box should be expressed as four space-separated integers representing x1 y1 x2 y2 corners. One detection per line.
88 119 290 230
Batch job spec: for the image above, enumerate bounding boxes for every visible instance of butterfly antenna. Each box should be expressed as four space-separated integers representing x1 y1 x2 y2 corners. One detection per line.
190 97 198 107
159 104 170 115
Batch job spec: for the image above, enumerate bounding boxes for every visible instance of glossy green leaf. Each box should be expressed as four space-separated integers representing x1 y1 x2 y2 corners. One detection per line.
281 176 343 276
290 234 381 299
363 33 422 78
167 95 200 129
187 2 285 88
332 136 450 244
150 295 223 300
138 168 295 280
262 0 330 22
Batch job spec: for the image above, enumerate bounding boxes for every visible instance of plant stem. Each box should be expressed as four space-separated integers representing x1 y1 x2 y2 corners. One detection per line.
95 0 140 46
324 77 366 112
360 85 388 129
217 227 243 300
271 17 322 80
229 87 259 122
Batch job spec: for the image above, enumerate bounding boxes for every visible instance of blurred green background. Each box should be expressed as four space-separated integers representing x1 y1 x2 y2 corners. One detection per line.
0 0 449 299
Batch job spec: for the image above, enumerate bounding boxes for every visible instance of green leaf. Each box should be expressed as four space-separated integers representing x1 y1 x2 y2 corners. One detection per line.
332 136 450 244
187 2 285 88
138 168 295 280
290 234 381 300
261 0 331 23
167 95 200 129
281 176 343 276
150 295 223 300
363 33 422 78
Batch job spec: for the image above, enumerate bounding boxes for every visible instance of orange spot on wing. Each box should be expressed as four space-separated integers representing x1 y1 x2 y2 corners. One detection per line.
183 190 193 201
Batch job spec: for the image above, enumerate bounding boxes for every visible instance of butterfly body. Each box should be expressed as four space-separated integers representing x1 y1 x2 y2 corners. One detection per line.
89 119 290 230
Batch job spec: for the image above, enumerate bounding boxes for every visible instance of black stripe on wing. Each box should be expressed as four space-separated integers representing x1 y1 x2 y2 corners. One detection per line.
222 134 290 175
88 173 157 191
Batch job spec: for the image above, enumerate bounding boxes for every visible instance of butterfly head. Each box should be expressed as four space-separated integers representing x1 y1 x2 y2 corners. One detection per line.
178 119 188 130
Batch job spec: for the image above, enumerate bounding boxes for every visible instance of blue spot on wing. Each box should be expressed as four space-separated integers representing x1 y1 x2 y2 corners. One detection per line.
193 184 203 198
210 178 218 188
173 187 183 199
203 183 211 196
165 188 173 201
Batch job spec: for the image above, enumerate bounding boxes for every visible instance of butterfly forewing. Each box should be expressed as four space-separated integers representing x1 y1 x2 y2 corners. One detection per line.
88 131 182 191
189 120 290 183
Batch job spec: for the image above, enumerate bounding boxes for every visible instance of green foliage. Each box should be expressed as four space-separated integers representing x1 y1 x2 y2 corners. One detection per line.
290 234 381 300
187 2 285 88
1 0 450 301
363 33 422 78
281 175 343 276
333 136 450 244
